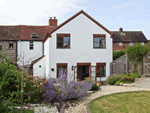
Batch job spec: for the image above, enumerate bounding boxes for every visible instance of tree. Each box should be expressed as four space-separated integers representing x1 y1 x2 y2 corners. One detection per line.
113 50 125 60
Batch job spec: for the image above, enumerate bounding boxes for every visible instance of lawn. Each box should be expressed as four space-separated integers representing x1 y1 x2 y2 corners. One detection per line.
89 91 150 113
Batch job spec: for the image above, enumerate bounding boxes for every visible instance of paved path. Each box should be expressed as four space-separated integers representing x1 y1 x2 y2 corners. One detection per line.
130 77 150 88
65 86 150 113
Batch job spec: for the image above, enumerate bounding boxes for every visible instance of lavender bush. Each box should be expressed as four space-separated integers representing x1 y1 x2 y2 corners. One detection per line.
43 68 93 103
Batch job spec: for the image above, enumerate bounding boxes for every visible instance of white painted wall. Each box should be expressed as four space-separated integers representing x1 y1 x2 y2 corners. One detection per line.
17 41 43 66
44 39 50 79
33 57 45 77
45 13 113 81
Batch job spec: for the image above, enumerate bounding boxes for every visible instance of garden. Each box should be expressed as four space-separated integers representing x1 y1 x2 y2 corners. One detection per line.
0 52 100 113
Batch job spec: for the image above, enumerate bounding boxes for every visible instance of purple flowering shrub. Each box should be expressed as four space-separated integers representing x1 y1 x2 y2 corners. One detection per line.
43 68 93 102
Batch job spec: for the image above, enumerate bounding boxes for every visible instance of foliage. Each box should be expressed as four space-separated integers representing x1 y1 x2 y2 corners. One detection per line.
84 77 94 83
127 43 148 62
113 50 125 60
43 68 93 103
114 81 123 85
124 73 139 78
107 75 123 85
0 52 22 104
119 76 135 82
91 83 99 91
23 75 46 103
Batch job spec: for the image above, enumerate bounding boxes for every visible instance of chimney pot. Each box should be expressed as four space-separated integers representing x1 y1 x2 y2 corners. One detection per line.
54 16 56 19
119 27 123 32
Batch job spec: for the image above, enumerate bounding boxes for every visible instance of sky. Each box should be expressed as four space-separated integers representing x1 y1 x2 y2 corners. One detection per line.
0 0 150 39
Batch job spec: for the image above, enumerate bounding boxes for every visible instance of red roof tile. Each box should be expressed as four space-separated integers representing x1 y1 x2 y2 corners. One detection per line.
0 25 55 41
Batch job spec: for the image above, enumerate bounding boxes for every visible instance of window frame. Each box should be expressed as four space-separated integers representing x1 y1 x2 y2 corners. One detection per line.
57 34 70 49
117 42 123 46
93 34 106 49
96 63 106 77
31 33 38 38
29 41 34 50
129 42 134 46
57 63 68 78
9 41 13 49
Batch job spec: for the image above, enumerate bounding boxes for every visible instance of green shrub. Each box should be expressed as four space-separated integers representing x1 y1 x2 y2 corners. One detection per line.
124 73 139 78
91 83 99 91
0 52 22 104
113 50 125 60
120 76 135 82
114 81 123 85
23 75 46 104
84 77 94 83
107 75 123 85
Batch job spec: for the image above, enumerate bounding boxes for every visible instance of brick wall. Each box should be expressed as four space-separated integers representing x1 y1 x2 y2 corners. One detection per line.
0 41 17 63
113 43 129 51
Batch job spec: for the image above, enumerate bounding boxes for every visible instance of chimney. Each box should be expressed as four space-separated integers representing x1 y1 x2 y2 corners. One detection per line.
49 17 57 27
119 27 123 32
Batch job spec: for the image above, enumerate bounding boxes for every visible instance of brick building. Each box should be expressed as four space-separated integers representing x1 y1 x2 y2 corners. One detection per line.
111 28 148 51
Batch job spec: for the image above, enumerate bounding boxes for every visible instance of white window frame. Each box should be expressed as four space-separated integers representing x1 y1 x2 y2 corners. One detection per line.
29 41 34 50
31 33 38 38
140 42 144 46
117 42 123 46
129 42 134 46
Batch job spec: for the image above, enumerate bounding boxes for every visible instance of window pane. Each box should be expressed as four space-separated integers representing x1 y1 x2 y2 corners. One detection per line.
58 37 63 42
94 43 99 47
57 65 67 78
101 65 106 77
94 37 99 42
63 42 69 48
100 37 105 48
97 66 101 77
58 43 63 47
64 37 70 42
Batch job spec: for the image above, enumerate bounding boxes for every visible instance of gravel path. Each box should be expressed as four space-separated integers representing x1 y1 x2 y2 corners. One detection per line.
65 85 150 113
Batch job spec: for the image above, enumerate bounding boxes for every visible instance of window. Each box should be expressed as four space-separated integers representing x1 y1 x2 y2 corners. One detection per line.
31 33 38 38
9 41 13 48
29 41 34 50
0 45 2 50
57 63 67 78
141 42 144 46
117 42 123 46
129 42 134 46
96 63 106 77
93 34 106 48
57 34 70 48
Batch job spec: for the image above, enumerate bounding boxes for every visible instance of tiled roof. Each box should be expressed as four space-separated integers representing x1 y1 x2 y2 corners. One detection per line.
0 25 55 41
111 31 148 43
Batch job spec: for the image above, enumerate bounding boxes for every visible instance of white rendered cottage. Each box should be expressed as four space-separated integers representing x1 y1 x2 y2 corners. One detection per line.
33 10 113 82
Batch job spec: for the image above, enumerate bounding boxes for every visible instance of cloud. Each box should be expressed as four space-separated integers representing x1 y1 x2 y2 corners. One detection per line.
115 13 131 18
0 0 6 4
112 2 135 9
0 0 88 25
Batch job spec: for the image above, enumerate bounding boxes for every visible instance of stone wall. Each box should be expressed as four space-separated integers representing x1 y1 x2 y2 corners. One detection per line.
0 41 17 63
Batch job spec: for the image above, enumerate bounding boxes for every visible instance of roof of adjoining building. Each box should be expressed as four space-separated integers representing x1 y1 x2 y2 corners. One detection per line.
0 25 55 41
111 31 148 43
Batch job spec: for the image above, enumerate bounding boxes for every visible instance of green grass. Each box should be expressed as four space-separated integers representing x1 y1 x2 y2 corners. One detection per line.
89 91 150 113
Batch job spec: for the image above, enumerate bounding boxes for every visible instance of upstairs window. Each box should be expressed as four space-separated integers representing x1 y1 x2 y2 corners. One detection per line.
117 42 123 46
93 34 106 48
9 41 13 48
57 34 70 48
29 41 34 50
129 42 134 46
31 33 38 38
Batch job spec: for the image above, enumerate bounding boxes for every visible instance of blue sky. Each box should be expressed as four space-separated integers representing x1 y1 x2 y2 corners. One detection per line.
0 0 150 39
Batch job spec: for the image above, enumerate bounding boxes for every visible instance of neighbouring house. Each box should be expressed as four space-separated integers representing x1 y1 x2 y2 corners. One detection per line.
32 10 113 82
111 28 148 51
0 18 57 74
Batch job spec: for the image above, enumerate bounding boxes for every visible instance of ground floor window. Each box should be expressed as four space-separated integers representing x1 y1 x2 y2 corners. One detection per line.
57 63 67 78
96 63 106 77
